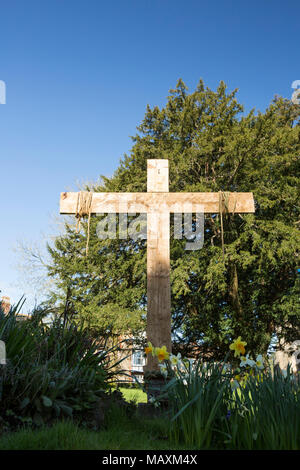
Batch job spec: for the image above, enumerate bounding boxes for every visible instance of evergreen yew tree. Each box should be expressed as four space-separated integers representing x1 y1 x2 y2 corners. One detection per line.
47 79 300 358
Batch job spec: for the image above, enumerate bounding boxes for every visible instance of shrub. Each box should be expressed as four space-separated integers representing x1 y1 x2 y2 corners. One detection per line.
0 300 126 430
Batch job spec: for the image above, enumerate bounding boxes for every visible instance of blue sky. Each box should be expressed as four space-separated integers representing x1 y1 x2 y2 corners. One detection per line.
0 0 299 311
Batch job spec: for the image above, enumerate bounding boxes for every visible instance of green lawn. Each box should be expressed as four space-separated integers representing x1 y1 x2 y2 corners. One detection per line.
0 413 192 451
1 381 298 450
0 387 179 451
0 381 192 450
118 386 147 404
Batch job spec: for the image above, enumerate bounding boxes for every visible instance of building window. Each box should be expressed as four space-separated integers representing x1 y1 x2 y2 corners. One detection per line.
132 350 144 367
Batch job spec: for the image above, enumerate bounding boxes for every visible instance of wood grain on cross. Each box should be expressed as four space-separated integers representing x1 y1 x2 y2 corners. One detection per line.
60 159 255 372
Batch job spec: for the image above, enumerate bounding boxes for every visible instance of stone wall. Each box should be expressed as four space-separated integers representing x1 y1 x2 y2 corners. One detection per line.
274 339 300 373
1 296 10 315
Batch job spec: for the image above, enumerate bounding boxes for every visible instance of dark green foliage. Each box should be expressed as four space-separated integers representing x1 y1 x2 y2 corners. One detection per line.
162 359 300 449
47 223 146 337
47 78 300 356
225 366 300 449
0 415 184 451
0 302 124 430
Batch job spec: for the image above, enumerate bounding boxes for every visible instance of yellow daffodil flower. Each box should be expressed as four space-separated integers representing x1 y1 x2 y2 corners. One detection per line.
255 354 264 370
170 353 181 366
229 336 247 357
145 341 154 356
240 353 255 368
155 345 170 362
158 363 168 378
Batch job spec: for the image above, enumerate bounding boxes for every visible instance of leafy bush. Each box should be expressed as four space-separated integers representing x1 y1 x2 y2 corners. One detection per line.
0 300 126 430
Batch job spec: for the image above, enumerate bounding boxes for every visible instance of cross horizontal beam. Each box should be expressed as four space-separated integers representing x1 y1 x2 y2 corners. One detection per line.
60 192 255 214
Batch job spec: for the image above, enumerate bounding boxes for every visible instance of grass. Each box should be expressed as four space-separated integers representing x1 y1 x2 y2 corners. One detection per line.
0 409 194 450
1 366 298 450
0 383 177 451
1 378 299 450
0 383 194 450
118 386 147 404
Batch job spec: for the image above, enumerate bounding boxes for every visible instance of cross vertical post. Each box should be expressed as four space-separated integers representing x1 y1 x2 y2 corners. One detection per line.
145 160 171 372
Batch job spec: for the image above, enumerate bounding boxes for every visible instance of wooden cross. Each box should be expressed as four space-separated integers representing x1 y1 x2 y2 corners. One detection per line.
60 159 255 372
